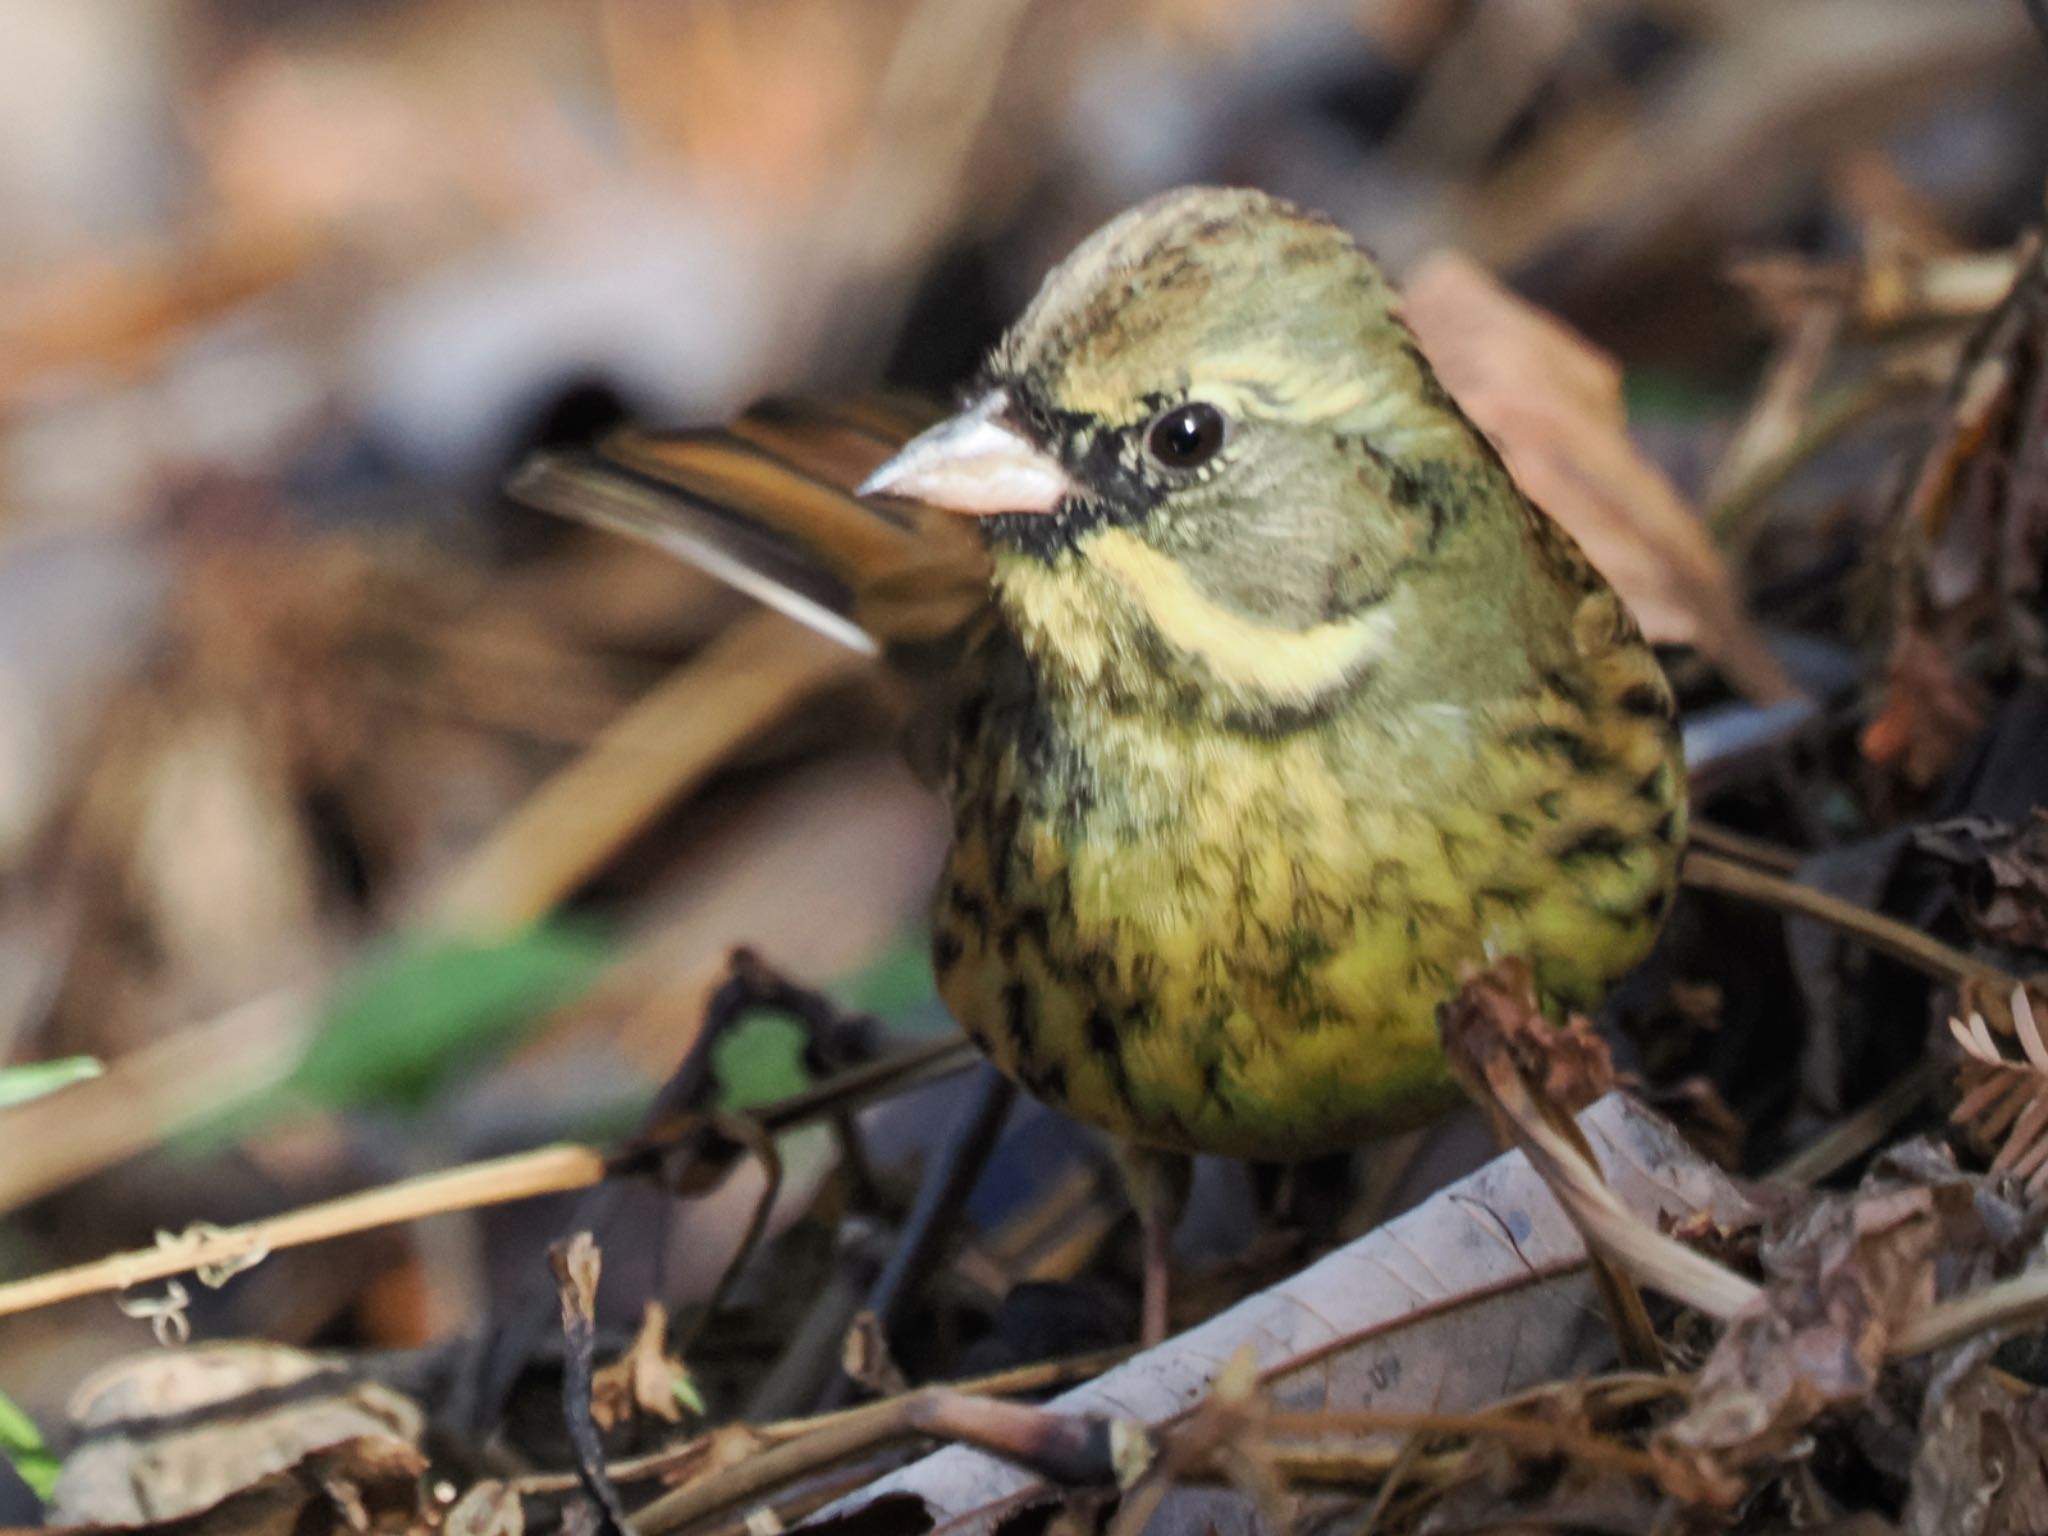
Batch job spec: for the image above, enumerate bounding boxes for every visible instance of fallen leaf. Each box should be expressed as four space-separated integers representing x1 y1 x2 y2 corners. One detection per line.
1658 1138 2029 1482
1435 955 1616 1114
1860 629 1992 789
1916 811 2048 954
592 1301 698 1430
444 1481 524 1536
1903 1360 2048 1536
1662 1185 1935 1471
51 1438 428 1536
1866 240 2048 795
804 1093 1759 1536
50 1344 422 1528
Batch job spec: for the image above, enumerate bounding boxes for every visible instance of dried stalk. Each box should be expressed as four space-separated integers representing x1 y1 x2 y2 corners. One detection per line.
0 1039 969 1321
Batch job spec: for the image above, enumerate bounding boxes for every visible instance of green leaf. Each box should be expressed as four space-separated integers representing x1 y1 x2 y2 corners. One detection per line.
0 1389 56 1500
182 922 617 1151
291 922 615 1113
713 1013 810 1111
0 1056 101 1111
706 926 947 1112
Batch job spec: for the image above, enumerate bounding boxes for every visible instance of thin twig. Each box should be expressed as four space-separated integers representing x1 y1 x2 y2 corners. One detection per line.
685 1467 878 1536
1706 296 1846 511
423 613 866 930
629 1391 932 1536
819 1065 1017 1409
552 1234 636 1536
1686 821 1803 875
634 1379 1695 1536
1681 847 2015 993
1895 1261 2048 1356
0 1041 972 1322
0 1143 606 1320
676 1115 785 1358
1265 1407 1671 1486
1765 1060 1941 1187
1472 1057 1760 1325
1710 367 1938 548
512 1348 1134 1496
1356 1427 1427 1536
1438 968 1760 1331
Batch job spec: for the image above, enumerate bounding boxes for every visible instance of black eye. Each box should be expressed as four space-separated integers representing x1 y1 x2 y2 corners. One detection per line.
1145 402 1228 470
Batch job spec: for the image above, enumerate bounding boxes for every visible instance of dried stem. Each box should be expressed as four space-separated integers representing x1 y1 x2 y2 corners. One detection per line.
0 1040 970 1322
1895 1262 2048 1356
1766 1060 1941 1186
0 1143 607 1321
1710 366 1940 548
1471 1054 1761 1325
1681 847 2015 993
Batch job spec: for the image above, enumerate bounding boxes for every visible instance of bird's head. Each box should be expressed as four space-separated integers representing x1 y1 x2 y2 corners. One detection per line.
860 186 1546 720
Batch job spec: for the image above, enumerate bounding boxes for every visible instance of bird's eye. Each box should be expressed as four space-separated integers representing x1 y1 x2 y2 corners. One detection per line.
1144 402 1229 470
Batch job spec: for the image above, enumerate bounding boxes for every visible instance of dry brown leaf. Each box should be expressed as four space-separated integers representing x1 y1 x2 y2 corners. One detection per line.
1965 821 2048 952
1403 249 1797 703
49 1438 429 1536
1917 814 2048 956
1903 1360 2048 1536
49 1344 423 1528
1435 955 1616 1114
591 1300 697 1430
1662 1146 2031 1482
1866 240 2048 794
1860 628 1993 789
443 1481 524 1536
1660 1182 1940 1474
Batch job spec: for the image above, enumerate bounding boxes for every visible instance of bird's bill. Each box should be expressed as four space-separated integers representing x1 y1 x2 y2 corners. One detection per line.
857 392 1074 515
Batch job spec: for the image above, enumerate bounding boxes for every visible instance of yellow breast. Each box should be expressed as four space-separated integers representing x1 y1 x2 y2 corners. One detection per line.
931 637 1682 1157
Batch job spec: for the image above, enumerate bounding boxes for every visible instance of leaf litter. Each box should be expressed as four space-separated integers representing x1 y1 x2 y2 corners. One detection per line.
8 7 2048 1536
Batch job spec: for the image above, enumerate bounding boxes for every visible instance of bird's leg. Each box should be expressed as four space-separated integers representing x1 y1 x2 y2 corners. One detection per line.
1112 1142 1192 1346
1136 1205 1171 1347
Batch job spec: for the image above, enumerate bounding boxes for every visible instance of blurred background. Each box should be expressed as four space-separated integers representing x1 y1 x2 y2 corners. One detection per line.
2 0 2046 1501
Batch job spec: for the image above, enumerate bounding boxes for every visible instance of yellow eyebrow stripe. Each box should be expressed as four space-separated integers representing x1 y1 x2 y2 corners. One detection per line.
1085 528 1392 707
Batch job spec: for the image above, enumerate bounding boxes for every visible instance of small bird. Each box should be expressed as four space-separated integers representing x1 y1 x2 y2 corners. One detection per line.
515 186 1686 1338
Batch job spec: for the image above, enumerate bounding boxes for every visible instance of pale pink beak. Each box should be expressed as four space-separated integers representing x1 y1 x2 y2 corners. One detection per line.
858 392 1076 515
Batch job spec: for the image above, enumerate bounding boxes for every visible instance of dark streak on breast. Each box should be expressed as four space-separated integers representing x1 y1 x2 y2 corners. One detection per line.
947 880 988 929
1617 681 1674 720
1086 1004 1136 1104
1506 723 1610 775
1539 666 1596 713
1556 824 1634 867
1002 982 1036 1069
